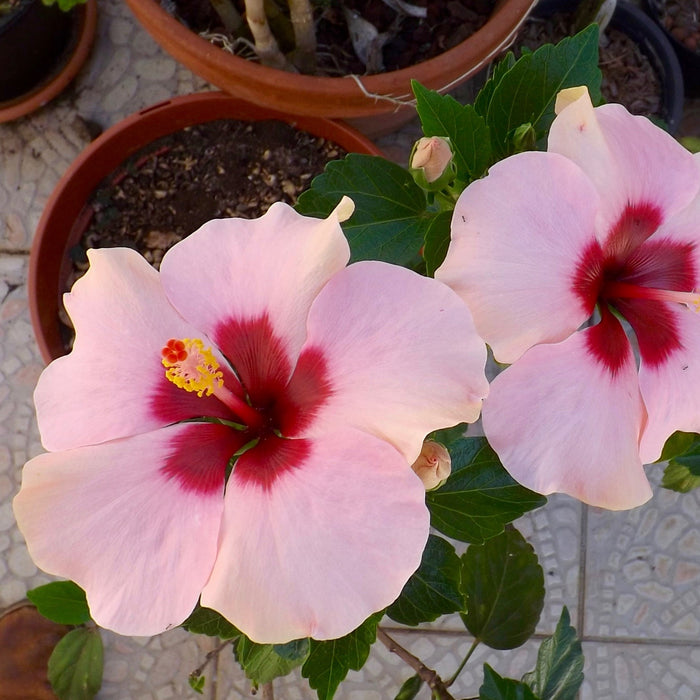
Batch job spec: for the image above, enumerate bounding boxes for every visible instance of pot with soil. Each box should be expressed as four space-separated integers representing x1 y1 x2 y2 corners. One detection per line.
0 0 97 123
123 0 537 136
29 91 383 362
518 0 684 132
644 0 700 97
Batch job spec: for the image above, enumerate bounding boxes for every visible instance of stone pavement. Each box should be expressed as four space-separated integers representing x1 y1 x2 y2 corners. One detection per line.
1 2 700 698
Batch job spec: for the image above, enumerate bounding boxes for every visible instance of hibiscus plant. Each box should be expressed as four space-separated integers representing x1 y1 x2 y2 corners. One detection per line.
14 23 700 700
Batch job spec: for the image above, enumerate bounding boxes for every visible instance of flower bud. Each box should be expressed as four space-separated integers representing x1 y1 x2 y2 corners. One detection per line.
409 136 455 190
411 440 451 490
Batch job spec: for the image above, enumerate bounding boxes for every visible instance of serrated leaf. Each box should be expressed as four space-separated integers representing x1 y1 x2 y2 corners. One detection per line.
386 534 463 626
480 664 538 700
27 581 91 626
301 613 381 700
485 25 602 158
395 673 423 700
461 528 544 650
522 607 583 700
426 437 546 544
422 209 453 276
181 605 240 639
474 52 517 117
236 636 309 684
659 432 700 493
48 627 103 700
659 431 700 461
295 154 427 267
662 462 700 493
413 80 492 182
274 637 310 661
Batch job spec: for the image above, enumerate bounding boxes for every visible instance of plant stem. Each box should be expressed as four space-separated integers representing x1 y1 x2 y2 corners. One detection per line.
190 638 235 680
376 628 456 700
261 681 275 699
243 0 291 69
210 0 243 33
287 0 316 72
445 638 479 687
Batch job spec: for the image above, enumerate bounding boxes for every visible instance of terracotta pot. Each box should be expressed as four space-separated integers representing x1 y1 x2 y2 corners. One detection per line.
123 0 537 135
29 91 384 363
0 0 97 123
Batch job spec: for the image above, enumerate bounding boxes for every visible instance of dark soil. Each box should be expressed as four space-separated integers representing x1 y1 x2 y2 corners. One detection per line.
659 0 700 53
173 0 496 75
517 13 663 119
61 118 346 349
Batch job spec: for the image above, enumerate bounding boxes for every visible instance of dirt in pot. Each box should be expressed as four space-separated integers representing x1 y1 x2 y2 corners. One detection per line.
173 0 496 75
659 0 700 53
516 13 663 120
61 118 347 352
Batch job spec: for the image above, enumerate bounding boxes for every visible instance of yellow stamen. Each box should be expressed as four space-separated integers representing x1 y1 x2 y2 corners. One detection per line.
161 338 224 397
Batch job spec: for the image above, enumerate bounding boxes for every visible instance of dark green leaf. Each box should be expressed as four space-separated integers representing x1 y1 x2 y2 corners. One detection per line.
428 423 468 447
395 674 423 700
474 52 517 117
236 636 310 684
480 664 538 700
48 627 103 700
413 80 492 182
387 534 463 626
485 25 602 158
296 155 427 267
181 605 240 639
659 432 700 493
301 613 381 700
27 581 91 626
461 528 544 650
422 209 453 276
522 607 583 700
427 437 546 544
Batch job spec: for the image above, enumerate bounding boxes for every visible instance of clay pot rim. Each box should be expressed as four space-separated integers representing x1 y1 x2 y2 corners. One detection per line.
0 0 97 124
29 91 384 364
124 0 538 118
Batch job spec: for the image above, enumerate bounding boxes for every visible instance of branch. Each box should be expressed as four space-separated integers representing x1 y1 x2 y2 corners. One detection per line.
288 0 316 72
376 628 457 700
243 0 293 69
261 681 274 700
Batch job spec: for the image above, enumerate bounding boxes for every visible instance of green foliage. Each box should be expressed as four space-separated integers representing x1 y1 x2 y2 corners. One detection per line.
236 636 310 684
427 437 546 544
522 607 584 700
188 674 206 694
480 665 538 700
301 613 381 700
48 627 103 700
461 528 545 650
41 0 87 10
386 534 463 626
295 155 428 268
27 580 91 626
422 209 453 276
181 605 240 639
475 25 602 158
659 432 700 493
394 674 423 700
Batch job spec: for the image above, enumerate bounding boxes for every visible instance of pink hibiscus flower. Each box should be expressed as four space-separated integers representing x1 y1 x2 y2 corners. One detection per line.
436 87 700 511
14 199 488 643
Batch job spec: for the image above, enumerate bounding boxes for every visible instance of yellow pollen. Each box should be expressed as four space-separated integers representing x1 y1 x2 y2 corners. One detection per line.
161 338 224 397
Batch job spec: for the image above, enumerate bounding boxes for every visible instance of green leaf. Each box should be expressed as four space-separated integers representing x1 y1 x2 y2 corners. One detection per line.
485 25 602 158
236 636 310 684
522 607 584 700
474 52 517 117
48 627 103 700
422 209 453 276
428 423 468 447
295 155 427 267
659 432 700 493
395 674 423 700
27 581 91 626
461 528 544 650
189 674 206 694
181 605 240 639
426 437 546 544
413 80 492 182
480 664 538 700
301 613 381 700
386 534 463 626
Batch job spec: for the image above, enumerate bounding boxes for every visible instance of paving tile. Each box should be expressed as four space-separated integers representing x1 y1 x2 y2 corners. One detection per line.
581 641 700 700
584 468 700 641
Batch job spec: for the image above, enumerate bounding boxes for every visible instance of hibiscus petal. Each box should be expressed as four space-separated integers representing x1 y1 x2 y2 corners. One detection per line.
37 248 234 451
435 151 597 364
638 304 700 463
200 428 429 643
549 89 700 237
295 261 488 462
482 323 652 510
159 202 351 389
13 423 239 636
